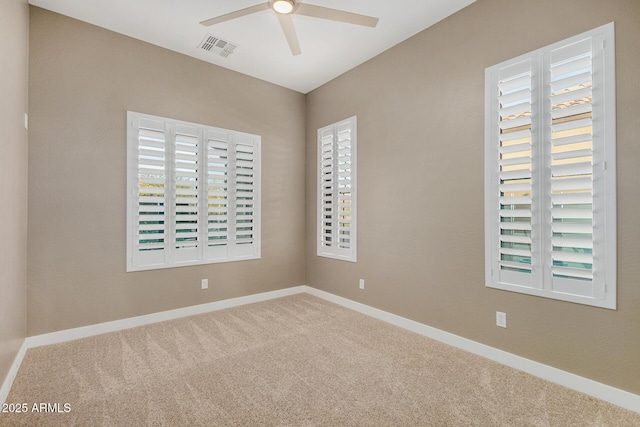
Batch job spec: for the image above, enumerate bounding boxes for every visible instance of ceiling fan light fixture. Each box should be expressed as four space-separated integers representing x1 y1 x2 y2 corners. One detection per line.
272 0 294 14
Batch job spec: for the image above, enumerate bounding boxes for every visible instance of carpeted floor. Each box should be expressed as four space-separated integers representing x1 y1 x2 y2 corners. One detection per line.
1 294 639 426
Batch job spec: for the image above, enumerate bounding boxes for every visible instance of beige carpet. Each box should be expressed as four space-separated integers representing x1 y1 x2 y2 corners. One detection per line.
1 294 638 426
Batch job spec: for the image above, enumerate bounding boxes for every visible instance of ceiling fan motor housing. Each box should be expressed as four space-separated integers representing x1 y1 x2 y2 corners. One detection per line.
271 0 299 15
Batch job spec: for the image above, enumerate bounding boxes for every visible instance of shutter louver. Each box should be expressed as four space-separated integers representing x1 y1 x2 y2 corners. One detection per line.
320 129 335 248
136 119 168 266
206 132 229 256
548 38 595 291
336 123 353 250
496 59 534 280
173 127 199 262
234 141 256 250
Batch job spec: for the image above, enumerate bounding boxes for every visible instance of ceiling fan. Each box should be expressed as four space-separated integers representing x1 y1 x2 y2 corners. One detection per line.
200 0 379 56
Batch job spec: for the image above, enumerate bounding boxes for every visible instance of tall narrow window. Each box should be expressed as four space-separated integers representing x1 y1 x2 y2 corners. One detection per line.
485 23 616 309
317 116 357 262
127 112 261 271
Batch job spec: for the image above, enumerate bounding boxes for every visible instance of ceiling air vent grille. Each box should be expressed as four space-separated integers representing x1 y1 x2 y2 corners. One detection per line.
198 34 239 58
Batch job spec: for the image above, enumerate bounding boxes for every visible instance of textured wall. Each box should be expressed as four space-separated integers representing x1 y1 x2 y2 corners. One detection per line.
27 7 306 335
305 0 640 394
0 0 29 391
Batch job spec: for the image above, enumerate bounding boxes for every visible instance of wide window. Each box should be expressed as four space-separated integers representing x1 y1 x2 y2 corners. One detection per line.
317 116 357 262
127 112 261 271
484 23 616 309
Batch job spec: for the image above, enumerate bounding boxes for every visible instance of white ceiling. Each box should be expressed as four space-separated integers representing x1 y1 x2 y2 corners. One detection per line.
28 0 476 94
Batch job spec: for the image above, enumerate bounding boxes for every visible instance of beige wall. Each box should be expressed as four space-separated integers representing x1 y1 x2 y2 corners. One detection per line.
0 0 29 389
27 7 306 335
20 0 640 399
306 0 640 395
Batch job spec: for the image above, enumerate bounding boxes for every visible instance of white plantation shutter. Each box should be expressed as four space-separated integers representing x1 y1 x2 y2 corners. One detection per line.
547 38 598 296
495 58 536 288
127 112 260 271
173 127 200 263
336 123 355 252
234 140 258 256
485 23 616 309
319 128 335 250
205 130 230 260
133 118 168 268
317 116 357 262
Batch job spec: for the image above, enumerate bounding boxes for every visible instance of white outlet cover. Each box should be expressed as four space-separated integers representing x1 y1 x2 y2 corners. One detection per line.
496 311 507 328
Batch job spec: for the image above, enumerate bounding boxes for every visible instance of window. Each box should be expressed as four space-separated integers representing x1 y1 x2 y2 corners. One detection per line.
127 112 260 271
484 23 616 309
317 116 357 262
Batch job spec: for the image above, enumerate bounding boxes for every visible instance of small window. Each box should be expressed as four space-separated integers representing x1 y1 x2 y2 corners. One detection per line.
317 116 357 262
484 23 616 309
127 112 261 271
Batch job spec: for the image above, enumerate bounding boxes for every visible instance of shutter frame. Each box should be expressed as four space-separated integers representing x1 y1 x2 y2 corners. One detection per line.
127 111 261 271
485 23 616 309
317 116 357 262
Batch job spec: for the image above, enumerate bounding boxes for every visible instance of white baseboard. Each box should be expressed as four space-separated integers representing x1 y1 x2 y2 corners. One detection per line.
27 286 307 348
0 339 28 406
3 284 639 414
303 286 640 414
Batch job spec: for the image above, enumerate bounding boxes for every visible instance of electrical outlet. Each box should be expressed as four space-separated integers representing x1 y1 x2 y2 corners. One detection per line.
201 279 208 290
496 311 507 328
359 279 365 290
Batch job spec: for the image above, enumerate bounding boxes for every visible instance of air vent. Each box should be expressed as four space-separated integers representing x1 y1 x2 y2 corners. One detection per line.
198 34 239 58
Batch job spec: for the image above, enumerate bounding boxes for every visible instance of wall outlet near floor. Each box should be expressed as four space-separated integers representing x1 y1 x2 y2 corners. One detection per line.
496 311 507 328
201 279 208 290
359 279 365 290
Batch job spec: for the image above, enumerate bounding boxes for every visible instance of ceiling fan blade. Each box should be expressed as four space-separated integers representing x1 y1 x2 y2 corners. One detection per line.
277 14 302 56
200 3 270 26
296 3 379 27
